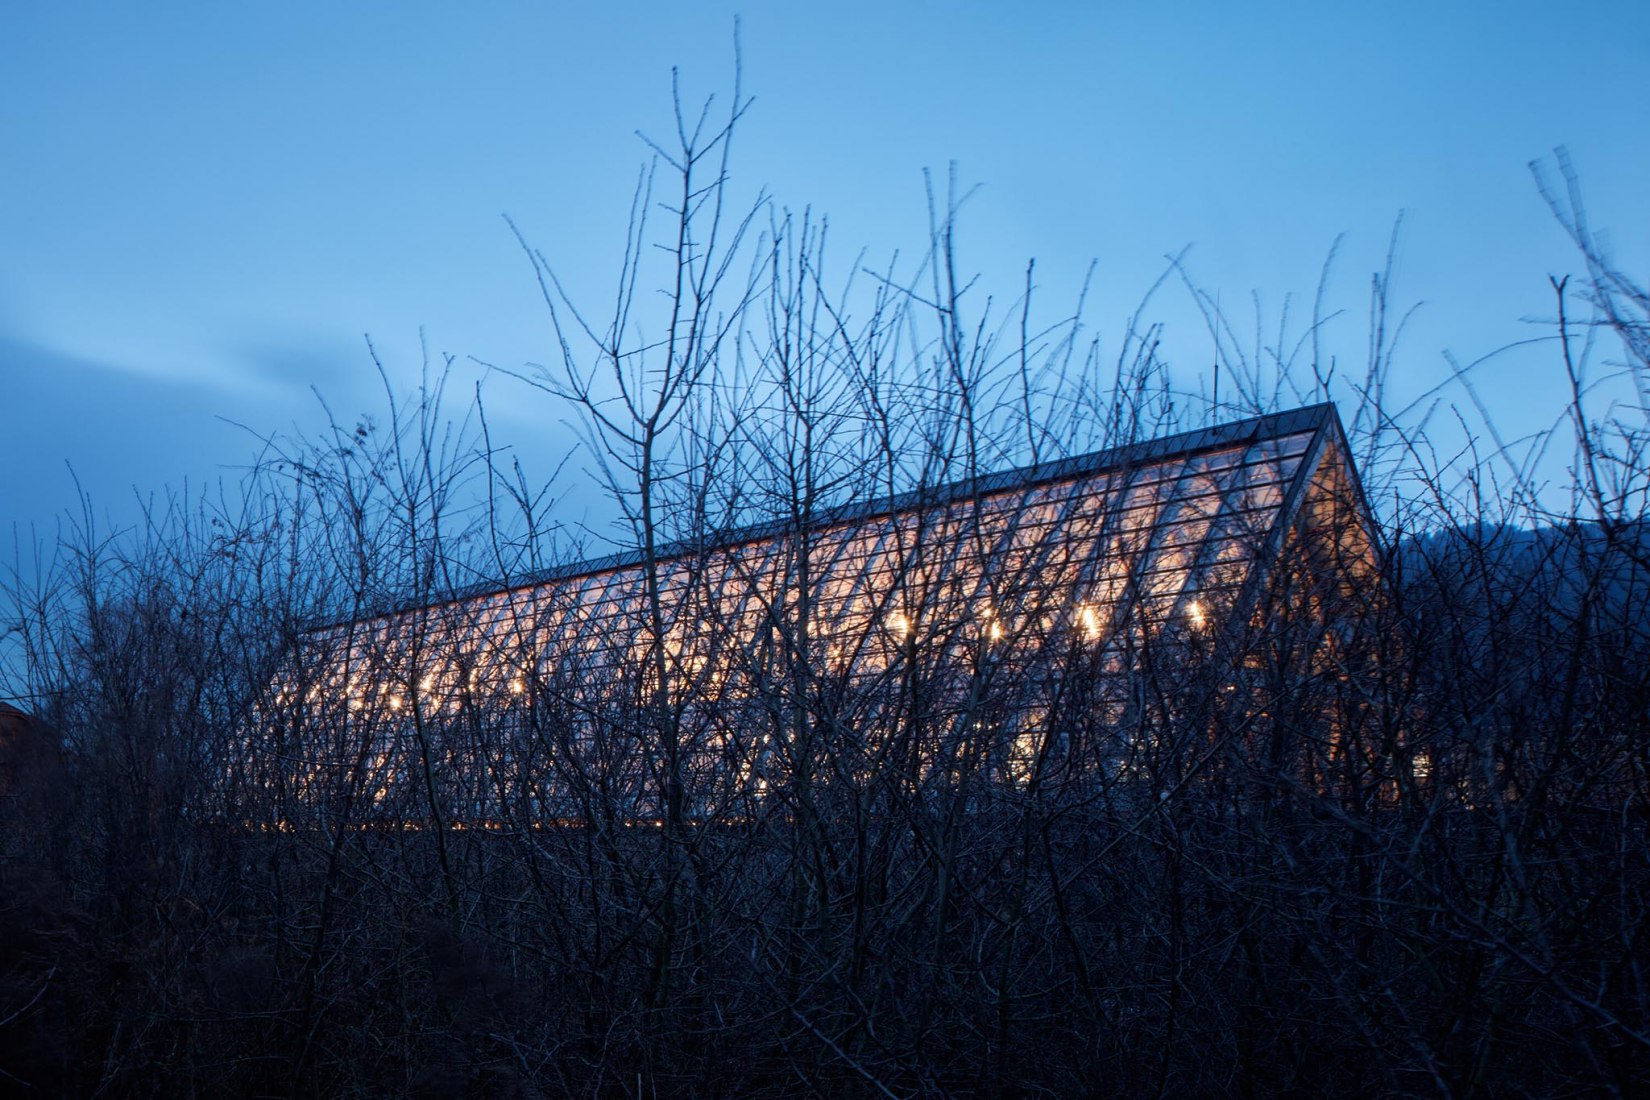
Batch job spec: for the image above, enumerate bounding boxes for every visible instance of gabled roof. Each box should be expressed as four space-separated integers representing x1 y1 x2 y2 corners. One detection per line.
320 402 1364 635
297 404 1373 699
521 403 1348 584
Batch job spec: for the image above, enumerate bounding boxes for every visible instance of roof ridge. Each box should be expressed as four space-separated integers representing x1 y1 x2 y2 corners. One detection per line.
319 403 1338 630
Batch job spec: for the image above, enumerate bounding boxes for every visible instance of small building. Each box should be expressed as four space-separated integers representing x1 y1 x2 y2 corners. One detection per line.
254 403 1377 825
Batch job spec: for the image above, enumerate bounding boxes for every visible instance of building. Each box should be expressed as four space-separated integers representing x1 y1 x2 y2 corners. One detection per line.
253 403 1377 826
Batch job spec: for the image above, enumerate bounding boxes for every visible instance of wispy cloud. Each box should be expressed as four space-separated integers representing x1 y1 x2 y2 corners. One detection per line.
0 330 283 536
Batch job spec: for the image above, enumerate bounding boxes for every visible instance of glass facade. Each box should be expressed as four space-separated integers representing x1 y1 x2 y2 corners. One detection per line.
253 403 1374 825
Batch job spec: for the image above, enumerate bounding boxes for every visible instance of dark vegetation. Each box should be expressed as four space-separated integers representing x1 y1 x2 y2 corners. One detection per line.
2 79 1647 1097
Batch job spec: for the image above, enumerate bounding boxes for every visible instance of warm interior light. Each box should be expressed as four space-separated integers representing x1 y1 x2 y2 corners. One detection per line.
1187 600 1206 630
1078 605 1101 640
887 612 911 641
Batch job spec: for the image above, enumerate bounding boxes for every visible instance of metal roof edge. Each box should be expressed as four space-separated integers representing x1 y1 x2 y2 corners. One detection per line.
315 403 1340 632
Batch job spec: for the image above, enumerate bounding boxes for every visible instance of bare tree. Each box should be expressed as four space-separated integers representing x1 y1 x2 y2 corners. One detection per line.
3 81 1648 1100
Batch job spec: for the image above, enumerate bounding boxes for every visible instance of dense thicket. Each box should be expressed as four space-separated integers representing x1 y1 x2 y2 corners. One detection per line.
2 91 1647 1097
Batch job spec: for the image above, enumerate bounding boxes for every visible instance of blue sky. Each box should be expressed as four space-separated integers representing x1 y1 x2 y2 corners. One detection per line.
3 0 1648 545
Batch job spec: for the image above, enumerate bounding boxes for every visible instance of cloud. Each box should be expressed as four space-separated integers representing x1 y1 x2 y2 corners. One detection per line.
225 329 371 395
0 331 281 540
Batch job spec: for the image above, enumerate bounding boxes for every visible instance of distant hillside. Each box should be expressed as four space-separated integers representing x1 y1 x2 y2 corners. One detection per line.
1397 517 1650 631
